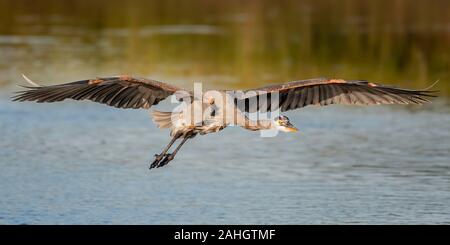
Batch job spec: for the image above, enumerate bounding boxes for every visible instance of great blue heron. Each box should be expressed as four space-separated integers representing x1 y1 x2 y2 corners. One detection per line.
13 75 436 169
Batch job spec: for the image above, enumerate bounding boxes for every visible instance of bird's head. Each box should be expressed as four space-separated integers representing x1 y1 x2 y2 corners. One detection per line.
273 115 298 132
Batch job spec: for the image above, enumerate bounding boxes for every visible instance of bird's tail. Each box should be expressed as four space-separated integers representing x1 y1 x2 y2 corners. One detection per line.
151 110 178 129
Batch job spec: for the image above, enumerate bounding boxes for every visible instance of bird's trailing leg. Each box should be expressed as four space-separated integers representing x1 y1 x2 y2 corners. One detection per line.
149 135 179 169
157 136 190 168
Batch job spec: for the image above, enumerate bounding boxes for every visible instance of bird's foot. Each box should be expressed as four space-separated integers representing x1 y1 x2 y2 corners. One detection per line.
157 154 174 168
149 154 164 169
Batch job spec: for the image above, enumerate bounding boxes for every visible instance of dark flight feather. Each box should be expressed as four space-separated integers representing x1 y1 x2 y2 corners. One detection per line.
236 78 437 113
13 75 188 109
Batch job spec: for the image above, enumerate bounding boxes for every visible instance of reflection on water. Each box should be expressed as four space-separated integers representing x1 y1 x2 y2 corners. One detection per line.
0 0 450 224
0 0 449 93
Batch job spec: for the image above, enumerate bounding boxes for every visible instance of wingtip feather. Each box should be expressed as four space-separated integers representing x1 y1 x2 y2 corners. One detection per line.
422 79 440 91
21 74 42 87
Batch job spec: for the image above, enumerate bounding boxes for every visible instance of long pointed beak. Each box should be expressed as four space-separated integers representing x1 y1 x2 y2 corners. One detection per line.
285 122 298 132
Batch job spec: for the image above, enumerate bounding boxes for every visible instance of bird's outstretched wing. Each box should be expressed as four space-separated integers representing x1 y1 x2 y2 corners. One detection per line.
235 78 437 113
13 75 190 109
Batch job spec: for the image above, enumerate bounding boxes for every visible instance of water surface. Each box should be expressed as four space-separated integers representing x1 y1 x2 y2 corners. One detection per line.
1 94 449 224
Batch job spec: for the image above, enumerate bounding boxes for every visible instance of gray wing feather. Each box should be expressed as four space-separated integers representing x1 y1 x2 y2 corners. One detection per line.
13 75 189 109
236 78 437 113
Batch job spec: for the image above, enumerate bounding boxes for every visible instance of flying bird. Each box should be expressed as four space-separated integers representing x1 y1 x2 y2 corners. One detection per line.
13 75 436 169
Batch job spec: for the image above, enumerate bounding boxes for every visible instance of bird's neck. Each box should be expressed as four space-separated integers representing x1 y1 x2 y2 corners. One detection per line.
241 118 273 131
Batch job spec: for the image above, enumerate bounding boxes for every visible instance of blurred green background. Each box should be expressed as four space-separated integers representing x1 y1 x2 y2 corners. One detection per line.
0 0 448 93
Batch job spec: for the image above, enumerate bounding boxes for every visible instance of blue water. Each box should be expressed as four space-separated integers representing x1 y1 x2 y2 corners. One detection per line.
1 92 449 224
